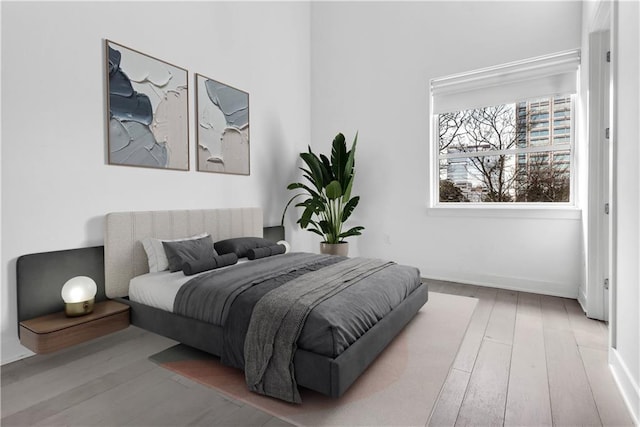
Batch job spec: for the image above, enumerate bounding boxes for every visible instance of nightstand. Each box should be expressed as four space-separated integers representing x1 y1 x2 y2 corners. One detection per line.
19 300 130 354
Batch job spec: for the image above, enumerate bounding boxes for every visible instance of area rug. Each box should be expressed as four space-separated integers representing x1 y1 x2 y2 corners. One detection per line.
149 292 477 426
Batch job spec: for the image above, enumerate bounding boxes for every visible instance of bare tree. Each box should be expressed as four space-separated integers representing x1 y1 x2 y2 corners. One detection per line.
438 111 466 152
439 105 524 202
515 155 570 202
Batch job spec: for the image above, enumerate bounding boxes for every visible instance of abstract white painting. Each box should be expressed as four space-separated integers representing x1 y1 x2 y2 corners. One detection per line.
196 73 249 175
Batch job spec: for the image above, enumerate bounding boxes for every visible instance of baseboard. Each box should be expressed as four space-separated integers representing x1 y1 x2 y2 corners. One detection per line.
1 335 34 365
578 288 588 313
422 269 578 298
609 347 640 425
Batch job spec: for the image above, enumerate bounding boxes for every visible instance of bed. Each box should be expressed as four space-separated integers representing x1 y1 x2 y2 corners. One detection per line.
105 208 428 402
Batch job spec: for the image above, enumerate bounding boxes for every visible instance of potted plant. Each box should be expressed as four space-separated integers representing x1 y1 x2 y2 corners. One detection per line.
282 132 364 256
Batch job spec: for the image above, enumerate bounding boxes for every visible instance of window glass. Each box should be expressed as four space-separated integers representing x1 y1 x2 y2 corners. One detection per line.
437 95 573 204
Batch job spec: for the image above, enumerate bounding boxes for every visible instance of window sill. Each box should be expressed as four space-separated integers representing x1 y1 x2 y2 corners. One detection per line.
427 204 582 220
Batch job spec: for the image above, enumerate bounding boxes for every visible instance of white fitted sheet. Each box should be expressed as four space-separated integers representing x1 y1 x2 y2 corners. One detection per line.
129 259 249 312
129 271 191 312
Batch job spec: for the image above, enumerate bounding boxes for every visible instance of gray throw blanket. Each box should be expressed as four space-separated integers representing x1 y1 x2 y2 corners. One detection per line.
174 253 329 325
244 257 394 403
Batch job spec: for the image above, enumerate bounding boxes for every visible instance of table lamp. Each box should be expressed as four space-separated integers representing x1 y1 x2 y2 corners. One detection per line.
61 276 97 317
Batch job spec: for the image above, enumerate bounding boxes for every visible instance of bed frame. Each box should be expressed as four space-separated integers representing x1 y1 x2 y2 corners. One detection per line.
105 208 428 398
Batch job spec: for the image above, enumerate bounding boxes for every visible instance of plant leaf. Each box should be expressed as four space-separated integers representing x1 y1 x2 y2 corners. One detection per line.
300 168 318 188
294 198 313 208
326 180 343 200
280 193 305 226
331 133 347 187
319 154 334 181
342 177 353 202
307 228 324 237
309 197 326 214
318 220 331 235
341 196 360 222
287 182 321 200
339 226 365 239
343 132 357 189
298 204 317 229
300 151 325 192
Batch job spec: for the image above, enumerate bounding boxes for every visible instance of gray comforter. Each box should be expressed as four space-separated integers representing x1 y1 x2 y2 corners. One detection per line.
174 252 422 400
245 257 395 403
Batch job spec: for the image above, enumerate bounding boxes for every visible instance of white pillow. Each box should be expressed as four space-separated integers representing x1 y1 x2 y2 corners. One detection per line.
142 233 209 273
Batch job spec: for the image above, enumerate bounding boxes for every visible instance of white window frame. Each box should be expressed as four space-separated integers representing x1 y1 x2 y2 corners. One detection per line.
428 51 581 219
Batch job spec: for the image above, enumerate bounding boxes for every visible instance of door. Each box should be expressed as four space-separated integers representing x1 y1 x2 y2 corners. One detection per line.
601 31 611 321
586 27 612 322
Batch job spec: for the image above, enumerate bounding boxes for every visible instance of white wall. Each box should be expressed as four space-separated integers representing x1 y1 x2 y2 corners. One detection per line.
610 0 640 422
310 1 583 296
1 1 311 364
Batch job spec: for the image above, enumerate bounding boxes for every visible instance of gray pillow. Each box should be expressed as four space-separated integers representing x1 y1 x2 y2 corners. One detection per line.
247 244 286 260
214 237 275 258
182 253 239 276
141 233 209 272
162 236 217 272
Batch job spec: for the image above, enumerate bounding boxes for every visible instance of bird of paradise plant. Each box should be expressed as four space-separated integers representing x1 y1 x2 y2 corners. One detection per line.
282 132 364 244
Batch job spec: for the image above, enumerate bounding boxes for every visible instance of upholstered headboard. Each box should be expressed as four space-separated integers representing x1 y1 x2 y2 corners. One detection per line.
105 208 263 298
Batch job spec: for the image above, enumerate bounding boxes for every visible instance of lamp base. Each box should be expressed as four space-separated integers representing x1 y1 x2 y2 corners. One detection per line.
64 298 95 317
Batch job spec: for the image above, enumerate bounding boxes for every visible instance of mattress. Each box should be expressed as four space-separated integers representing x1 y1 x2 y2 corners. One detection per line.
129 253 422 358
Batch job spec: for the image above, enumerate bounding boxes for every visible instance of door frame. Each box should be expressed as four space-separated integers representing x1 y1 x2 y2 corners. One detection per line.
585 0 616 345
586 27 610 321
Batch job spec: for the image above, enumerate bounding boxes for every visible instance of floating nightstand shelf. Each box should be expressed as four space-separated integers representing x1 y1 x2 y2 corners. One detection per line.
19 300 130 354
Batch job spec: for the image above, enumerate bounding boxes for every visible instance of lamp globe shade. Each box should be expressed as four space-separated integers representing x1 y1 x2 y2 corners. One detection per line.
61 276 97 304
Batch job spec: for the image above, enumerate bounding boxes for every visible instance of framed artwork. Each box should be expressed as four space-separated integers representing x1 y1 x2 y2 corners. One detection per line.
195 73 250 175
106 40 189 170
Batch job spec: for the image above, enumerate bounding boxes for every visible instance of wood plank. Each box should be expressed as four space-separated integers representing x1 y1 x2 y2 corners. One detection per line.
452 289 497 373
504 292 552 426
1 359 156 426
540 294 572 331
38 364 245 427
4 326 144 380
210 403 275 427
579 346 636 427
0 360 28 388
263 416 296 427
544 327 602 426
32 365 178 426
124 376 242 427
428 368 470 427
564 299 608 350
455 340 511 426
484 289 517 345
1 327 175 416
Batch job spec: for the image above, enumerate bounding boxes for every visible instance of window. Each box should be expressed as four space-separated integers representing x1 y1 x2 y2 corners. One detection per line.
430 50 580 206
437 95 574 203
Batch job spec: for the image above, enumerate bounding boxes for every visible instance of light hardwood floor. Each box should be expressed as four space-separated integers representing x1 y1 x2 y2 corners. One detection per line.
1 281 634 426
426 280 634 427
